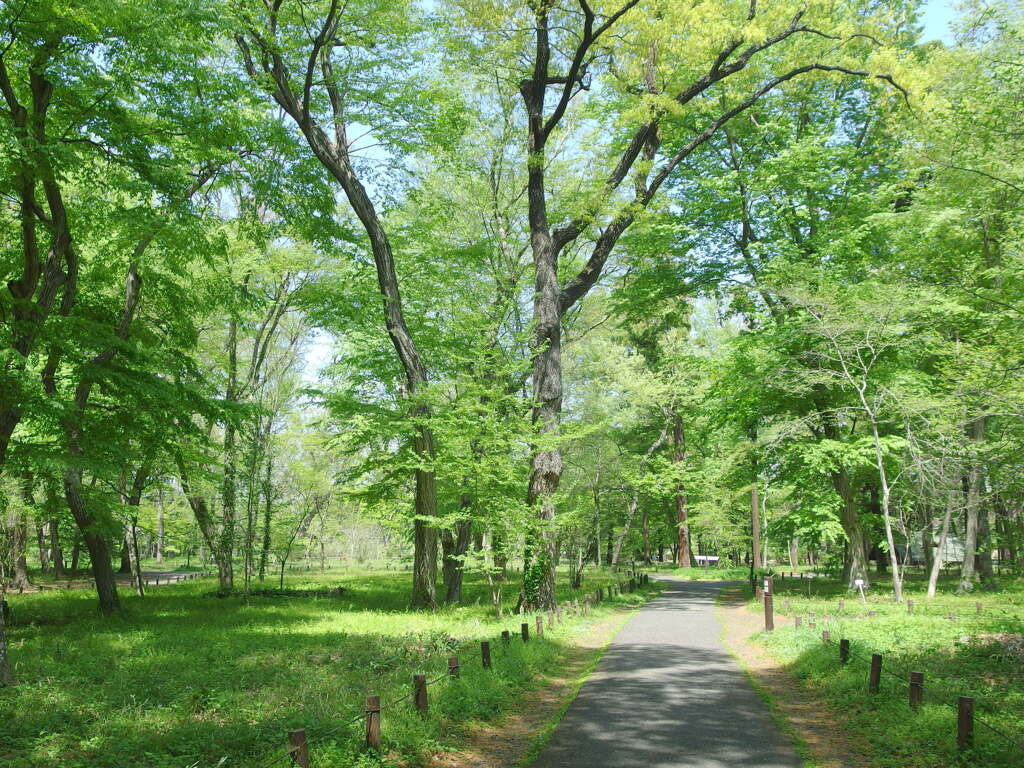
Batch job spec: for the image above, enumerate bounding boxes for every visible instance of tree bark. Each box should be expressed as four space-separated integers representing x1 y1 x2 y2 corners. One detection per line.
441 514 473 605
672 412 692 568
959 416 986 593
63 470 119 614
236 26 438 608
833 469 870 589
928 490 955 598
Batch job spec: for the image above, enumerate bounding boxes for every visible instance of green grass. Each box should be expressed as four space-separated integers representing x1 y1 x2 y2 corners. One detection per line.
1 567 659 768
751 571 1024 768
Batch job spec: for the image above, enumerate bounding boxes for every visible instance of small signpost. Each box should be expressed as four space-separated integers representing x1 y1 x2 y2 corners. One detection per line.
854 578 867 604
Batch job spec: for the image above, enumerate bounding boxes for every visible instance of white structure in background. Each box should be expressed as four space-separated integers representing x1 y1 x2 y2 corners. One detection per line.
908 532 965 564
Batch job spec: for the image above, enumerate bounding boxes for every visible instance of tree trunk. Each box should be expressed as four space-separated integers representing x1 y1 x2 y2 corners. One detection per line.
119 536 131 574
833 469 870 589
441 514 473 605
156 499 164 565
64 470 119 614
928 490 955 598
959 416 986 593
641 507 650 563
36 523 50 573
0 597 14 686
259 452 273 582
127 522 144 598
11 514 29 592
410 424 438 608
672 413 692 568
751 483 762 570
788 538 799 569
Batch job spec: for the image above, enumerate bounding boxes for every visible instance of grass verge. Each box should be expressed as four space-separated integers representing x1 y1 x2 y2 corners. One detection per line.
0 568 657 768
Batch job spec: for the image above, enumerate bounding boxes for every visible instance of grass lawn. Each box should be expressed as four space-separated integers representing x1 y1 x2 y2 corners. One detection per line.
1 567 657 768
750 570 1024 768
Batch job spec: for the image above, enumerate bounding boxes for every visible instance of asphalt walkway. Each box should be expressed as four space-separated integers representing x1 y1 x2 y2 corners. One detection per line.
530 578 803 768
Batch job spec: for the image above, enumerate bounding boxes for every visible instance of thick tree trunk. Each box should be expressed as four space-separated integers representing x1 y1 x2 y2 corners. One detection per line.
0 597 14 686
119 537 131 574
788 537 799 568
833 469 870 589
64 470 119 614
410 425 438 608
441 514 472 605
11 513 29 591
672 413 692 568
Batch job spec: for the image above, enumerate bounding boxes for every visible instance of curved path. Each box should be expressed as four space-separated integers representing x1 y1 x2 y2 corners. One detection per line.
530 579 803 768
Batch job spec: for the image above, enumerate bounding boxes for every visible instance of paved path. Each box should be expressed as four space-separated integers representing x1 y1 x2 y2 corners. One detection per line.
531 579 803 768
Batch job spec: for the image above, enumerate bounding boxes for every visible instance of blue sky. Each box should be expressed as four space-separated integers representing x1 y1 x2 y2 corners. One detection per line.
921 0 957 42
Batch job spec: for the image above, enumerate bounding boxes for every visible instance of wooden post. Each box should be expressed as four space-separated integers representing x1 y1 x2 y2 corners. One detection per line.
502 630 510 645
413 674 428 717
975 601 982 615
822 630 830 643
869 653 882 694
795 616 802 629
521 622 529 642
448 656 460 678
481 641 491 669
289 729 310 768
957 696 974 750
948 612 956 621
867 610 876 618
907 600 913 614
535 615 544 637
548 611 555 628
783 598 790 612
764 592 774 632
838 598 845 612
840 638 850 664
909 671 923 712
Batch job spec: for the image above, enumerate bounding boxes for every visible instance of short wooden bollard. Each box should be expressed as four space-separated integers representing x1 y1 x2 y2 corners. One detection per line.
535 615 544 637
948 612 956 621
764 592 774 632
289 729 310 768
784 598 791 612
481 641 492 669
840 638 850 664
975 601 982 615
548 611 555 628
413 674 428 717
909 671 923 711
521 622 530 642
366 695 381 749
907 600 913 614
838 598 845 612
795 616 802 629
448 656 460 678
822 630 830 643
502 630 510 645
867 610 876 618
868 653 882 694
957 696 974 750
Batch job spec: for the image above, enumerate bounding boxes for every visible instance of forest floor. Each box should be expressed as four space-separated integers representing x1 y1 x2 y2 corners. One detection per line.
0 567 660 768
723 571 1024 768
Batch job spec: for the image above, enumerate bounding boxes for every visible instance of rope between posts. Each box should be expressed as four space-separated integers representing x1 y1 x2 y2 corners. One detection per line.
819 634 1024 753
224 579 640 767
